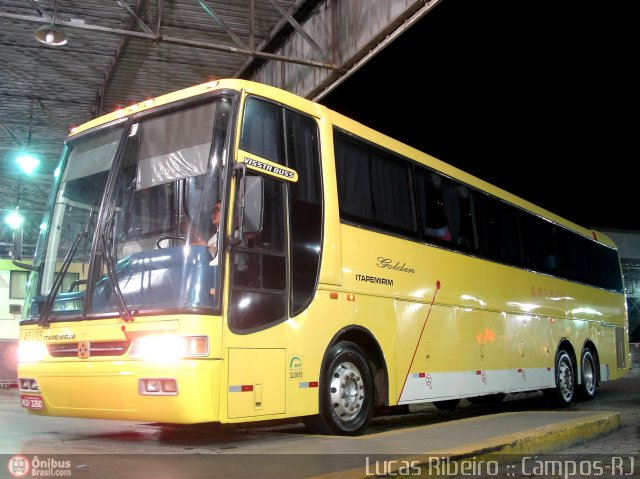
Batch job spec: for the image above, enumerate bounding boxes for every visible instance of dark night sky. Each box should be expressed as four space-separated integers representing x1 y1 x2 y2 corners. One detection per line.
320 0 637 232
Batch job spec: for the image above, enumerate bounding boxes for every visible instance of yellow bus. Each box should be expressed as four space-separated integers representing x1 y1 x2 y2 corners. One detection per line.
16 79 629 435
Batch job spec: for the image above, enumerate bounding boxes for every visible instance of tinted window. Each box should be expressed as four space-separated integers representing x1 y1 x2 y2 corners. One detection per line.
334 131 416 235
476 194 523 265
240 97 284 162
231 97 324 328
585 239 624 291
416 169 477 252
286 110 322 316
556 226 588 283
520 214 557 274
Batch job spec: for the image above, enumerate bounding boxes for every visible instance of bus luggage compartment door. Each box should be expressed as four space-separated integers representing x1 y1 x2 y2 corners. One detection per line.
227 348 285 418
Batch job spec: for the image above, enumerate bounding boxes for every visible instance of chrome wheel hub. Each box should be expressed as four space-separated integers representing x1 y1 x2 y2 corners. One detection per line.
329 361 364 422
558 357 574 401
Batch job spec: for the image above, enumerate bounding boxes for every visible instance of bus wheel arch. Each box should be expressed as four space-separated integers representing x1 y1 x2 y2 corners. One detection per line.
577 341 599 400
303 326 388 435
544 339 577 406
326 326 389 408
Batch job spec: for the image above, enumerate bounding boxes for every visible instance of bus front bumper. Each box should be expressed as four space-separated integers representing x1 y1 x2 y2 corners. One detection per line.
17 359 222 424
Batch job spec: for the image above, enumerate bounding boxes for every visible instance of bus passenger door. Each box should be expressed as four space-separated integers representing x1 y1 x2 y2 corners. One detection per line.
227 175 288 418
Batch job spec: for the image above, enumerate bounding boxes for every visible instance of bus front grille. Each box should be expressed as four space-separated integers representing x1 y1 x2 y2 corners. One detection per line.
48 341 131 358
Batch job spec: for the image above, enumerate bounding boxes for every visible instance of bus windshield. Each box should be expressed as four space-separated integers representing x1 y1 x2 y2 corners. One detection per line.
26 95 233 320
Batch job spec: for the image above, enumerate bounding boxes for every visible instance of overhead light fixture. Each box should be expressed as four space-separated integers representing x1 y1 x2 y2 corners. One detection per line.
16 154 40 175
5 209 24 230
16 98 40 175
34 0 67 46
34 24 67 46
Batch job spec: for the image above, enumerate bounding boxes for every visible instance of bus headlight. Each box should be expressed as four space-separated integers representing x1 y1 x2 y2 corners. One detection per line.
129 335 209 361
17 341 48 363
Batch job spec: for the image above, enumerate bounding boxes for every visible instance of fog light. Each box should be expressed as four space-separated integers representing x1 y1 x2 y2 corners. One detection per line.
162 379 177 393
146 380 162 393
139 378 178 396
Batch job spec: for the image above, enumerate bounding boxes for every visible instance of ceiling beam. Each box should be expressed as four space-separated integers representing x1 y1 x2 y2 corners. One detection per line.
95 0 148 117
0 120 23 147
115 0 153 34
27 0 51 22
268 0 330 63
312 0 444 100
0 92 94 107
155 0 163 37
195 0 246 49
233 0 307 78
0 11 339 71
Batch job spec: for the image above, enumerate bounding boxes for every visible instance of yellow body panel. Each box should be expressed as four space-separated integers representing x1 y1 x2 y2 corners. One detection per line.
227 348 286 418
19 357 221 423
19 316 224 422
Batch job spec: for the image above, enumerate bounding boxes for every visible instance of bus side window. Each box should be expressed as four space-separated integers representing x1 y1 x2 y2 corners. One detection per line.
240 97 284 163
476 193 524 265
520 212 557 274
417 170 477 252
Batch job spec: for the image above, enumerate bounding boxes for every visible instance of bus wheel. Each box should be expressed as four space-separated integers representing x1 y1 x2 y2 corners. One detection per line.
303 341 374 436
433 399 460 411
544 349 575 406
577 348 597 400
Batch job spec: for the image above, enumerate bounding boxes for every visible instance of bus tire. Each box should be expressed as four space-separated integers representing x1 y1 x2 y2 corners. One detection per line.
433 399 460 411
544 349 575 406
303 341 374 436
577 348 597 400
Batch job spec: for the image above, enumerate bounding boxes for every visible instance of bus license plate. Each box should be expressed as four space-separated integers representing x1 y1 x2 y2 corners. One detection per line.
21 395 44 410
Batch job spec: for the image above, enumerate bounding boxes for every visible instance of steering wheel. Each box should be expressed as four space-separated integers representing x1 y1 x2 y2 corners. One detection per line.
155 234 187 249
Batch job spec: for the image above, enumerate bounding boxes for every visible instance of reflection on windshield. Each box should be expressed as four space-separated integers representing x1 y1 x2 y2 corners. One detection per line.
26 95 232 320
40 124 123 304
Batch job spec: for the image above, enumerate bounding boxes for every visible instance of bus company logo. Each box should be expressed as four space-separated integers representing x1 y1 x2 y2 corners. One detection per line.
78 341 90 359
7 455 30 477
43 332 76 341
530 286 566 301
376 257 415 274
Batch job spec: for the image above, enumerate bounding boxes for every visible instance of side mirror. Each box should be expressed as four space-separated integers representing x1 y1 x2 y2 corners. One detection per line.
12 226 23 262
243 176 263 234
11 226 35 271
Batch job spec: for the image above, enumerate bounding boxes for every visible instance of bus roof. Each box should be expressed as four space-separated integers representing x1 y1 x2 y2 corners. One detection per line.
69 78 616 250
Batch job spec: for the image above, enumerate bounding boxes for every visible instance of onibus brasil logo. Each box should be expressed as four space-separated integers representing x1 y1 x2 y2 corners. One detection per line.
7 456 30 478
7 455 72 477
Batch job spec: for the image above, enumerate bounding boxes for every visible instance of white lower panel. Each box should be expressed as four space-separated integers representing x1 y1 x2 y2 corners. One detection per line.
398 367 555 404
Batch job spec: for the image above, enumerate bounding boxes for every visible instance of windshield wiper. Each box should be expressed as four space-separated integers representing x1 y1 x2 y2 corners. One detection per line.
39 232 86 327
99 231 133 323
